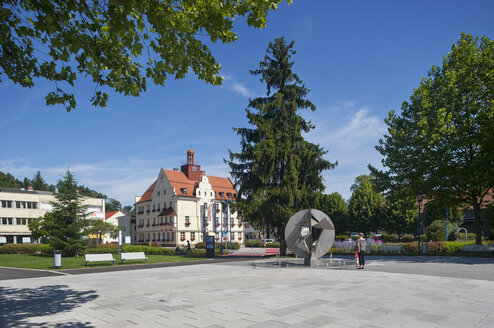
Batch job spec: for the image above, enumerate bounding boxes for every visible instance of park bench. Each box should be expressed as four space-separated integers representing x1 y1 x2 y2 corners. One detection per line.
120 252 148 263
379 244 403 253
85 253 115 266
462 244 494 254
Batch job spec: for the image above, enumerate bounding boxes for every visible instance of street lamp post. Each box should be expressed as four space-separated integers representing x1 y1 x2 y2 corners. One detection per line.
417 193 423 255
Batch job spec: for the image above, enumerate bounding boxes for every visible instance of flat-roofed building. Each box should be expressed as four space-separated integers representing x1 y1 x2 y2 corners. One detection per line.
135 149 244 247
0 186 105 244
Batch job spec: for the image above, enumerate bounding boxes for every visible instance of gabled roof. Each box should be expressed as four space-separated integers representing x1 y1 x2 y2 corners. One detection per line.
105 210 121 220
136 180 157 204
157 207 177 216
163 170 196 197
208 176 237 200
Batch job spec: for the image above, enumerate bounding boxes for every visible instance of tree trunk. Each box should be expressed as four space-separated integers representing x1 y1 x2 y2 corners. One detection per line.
279 224 287 256
473 201 482 245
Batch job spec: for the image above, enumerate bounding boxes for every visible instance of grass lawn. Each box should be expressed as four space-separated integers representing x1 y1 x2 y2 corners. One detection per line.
0 254 205 270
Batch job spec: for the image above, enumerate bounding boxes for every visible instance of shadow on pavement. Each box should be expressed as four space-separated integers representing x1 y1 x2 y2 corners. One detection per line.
0 284 98 328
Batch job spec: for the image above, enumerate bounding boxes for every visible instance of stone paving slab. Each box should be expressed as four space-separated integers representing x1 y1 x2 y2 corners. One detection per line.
0 258 493 327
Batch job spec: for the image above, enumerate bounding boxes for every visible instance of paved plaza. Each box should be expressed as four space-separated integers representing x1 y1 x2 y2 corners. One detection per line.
0 256 493 328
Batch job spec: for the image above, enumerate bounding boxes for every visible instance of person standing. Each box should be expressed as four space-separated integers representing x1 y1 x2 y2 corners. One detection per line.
357 233 366 269
186 240 192 255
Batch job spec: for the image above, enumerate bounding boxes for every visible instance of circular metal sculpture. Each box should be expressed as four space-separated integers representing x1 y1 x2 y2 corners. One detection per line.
285 209 335 265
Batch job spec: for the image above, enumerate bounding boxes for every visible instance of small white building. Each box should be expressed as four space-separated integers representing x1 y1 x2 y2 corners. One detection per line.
101 210 125 243
0 186 105 244
135 149 245 247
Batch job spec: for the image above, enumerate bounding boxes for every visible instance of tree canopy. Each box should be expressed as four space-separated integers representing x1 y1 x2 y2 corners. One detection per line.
227 37 335 255
29 170 90 256
370 33 494 244
348 175 383 233
1 0 289 111
318 192 348 234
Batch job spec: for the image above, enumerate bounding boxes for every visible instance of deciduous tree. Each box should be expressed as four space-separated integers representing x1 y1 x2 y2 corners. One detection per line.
348 175 383 233
1 0 289 111
319 192 348 233
85 220 119 245
370 33 494 244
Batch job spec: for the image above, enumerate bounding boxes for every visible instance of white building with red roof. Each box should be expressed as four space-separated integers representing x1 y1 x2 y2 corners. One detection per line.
134 149 244 247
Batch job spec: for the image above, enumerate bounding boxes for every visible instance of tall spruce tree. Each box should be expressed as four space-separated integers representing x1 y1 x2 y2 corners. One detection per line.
31 171 49 191
227 38 336 255
29 170 90 256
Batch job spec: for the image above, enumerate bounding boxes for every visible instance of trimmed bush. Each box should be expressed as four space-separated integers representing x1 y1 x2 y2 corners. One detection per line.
0 243 52 255
96 243 118 249
86 247 118 254
244 240 265 248
194 242 240 250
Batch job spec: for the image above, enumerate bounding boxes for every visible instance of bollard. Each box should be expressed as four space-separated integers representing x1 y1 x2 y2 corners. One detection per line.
53 251 62 269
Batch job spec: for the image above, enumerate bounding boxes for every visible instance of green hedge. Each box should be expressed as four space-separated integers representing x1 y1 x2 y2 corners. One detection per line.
0 243 52 255
194 242 241 250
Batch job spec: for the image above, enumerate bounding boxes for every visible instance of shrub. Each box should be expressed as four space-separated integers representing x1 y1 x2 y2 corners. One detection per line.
96 243 118 249
402 242 418 253
0 243 52 255
194 242 206 249
380 234 398 243
426 241 444 253
266 242 279 248
427 220 459 242
400 234 414 242
194 241 240 250
335 235 348 241
86 247 118 254
456 232 477 241
244 240 265 248
443 241 470 253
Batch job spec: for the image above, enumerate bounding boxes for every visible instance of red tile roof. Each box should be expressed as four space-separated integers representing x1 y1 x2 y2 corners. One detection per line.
105 210 121 220
136 180 157 204
157 207 177 216
163 170 196 197
208 176 237 200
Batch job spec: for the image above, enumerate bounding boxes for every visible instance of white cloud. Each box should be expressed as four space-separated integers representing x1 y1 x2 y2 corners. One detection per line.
231 82 251 98
305 102 386 199
222 75 255 98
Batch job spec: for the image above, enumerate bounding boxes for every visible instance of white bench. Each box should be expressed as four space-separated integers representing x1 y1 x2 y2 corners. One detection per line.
379 244 403 253
120 252 148 263
462 244 494 254
85 253 115 266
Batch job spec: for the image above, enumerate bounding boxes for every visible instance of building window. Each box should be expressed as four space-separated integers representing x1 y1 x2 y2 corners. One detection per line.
198 190 201 196
152 204 155 211
181 188 187 195
1 201 12 208
185 216 190 224
171 233 175 241
169 201 172 208
157 191 160 196
1 218 13 225
147 233 150 241
227 193 232 199
157 204 160 211
164 216 168 223
153 218 156 225
180 232 185 240
210 192 213 197
169 217 174 224
191 232 195 240
153 233 156 241
17 218 28 225
231 233 234 240
163 190 166 195
146 219 150 226
160 217 164 224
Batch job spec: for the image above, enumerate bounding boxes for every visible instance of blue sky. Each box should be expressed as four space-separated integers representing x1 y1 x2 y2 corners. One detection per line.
1 1 493 207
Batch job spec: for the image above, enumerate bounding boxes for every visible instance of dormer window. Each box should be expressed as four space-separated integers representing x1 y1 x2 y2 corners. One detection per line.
181 188 187 195
198 190 201 196
227 193 232 199
219 192 224 198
